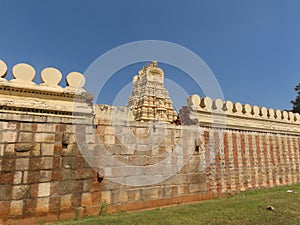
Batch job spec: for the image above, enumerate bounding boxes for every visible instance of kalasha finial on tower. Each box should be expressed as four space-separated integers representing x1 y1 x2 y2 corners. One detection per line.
139 61 159 75
151 60 158 67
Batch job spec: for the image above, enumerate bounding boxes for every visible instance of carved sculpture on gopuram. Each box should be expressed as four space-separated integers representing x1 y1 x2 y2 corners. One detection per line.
127 61 178 123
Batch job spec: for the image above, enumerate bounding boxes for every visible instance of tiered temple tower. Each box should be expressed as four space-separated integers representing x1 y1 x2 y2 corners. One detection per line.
127 61 178 123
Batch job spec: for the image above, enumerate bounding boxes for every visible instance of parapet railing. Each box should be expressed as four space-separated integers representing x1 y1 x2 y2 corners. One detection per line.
0 59 93 117
180 94 300 135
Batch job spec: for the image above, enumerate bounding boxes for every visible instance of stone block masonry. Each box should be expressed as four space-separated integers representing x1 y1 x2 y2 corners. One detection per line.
0 116 102 224
0 60 300 224
92 115 300 214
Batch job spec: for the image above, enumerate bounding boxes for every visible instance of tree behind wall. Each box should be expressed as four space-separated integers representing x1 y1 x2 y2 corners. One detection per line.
291 83 300 113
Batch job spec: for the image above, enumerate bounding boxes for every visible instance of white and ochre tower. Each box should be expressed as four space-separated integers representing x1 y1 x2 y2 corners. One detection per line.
127 61 178 123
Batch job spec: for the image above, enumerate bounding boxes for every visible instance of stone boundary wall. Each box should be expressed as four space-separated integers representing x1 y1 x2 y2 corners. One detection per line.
204 129 300 193
0 60 300 224
2 108 300 224
93 115 208 213
0 60 100 224
0 113 100 225
93 106 300 214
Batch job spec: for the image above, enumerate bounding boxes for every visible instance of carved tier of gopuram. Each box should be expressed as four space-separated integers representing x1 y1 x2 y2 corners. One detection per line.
127 61 178 123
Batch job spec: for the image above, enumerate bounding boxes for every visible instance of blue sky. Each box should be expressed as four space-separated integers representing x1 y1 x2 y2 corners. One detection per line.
0 0 299 111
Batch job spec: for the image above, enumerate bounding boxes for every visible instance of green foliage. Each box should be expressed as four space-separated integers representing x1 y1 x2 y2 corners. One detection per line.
54 184 300 225
291 83 300 113
74 209 80 221
38 220 45 225
98 201 108 216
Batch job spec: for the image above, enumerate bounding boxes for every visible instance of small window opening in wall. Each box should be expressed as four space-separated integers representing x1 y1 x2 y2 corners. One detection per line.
62 133 69 148
195 138 201 152
97 170 104 183
62 142 68 149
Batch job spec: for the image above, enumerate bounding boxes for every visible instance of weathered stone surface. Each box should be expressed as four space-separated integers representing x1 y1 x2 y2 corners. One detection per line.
0 185 12 201
35 133 55 143
101 191 111 204
36 197 49 214
1 158 15 171
29 157 53 170
0 172 14 185
41 143 54 156
141 187 162 200
81 192 92 206
0 201 10 217
60 194 72 210
15 158 29 170
55 180 82 195
74 168 95 179
13 171 22 184
15 143 35 152
18 132 34 142
19 123 37 132
38 182 51 197
2 131 17 143
12 185 30 199
10 200 23 216
49 197 60 213
23 199 37 216
187 173 206 184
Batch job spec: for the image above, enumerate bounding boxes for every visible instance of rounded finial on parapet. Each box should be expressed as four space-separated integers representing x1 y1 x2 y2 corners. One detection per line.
282 111 289 121
66 72 86 89
275 109 282 120
200 96 212 111
260 107 268 118
295 113 300 123
224 100 233 113
40 67 62 88
11 63 36 84
213 99 224 111
288 111 295 122
0 59 7 77
233 102 243 114
243 104 252 116
0 59 8 82
252 105 260 117
268 108 275 119
187 94 201 110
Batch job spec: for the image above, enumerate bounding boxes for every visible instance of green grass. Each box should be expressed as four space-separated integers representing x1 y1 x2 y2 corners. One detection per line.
53 184 300 225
